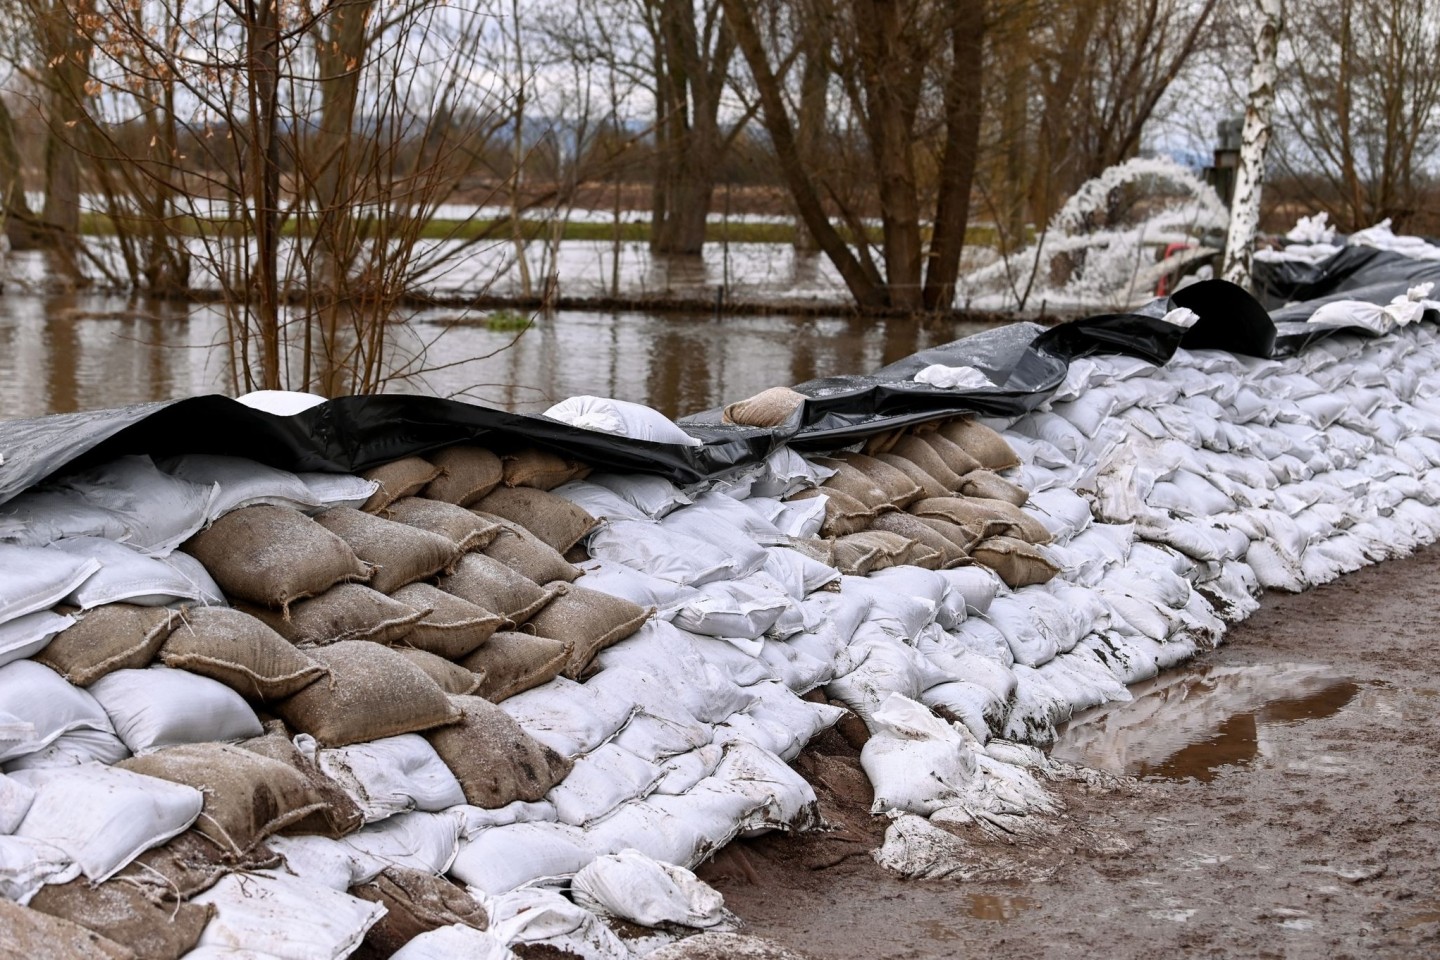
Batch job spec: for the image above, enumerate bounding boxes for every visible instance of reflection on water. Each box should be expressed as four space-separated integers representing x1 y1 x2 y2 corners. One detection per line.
1050 663 1361 782
965 894 1037 921
0 293 1000 421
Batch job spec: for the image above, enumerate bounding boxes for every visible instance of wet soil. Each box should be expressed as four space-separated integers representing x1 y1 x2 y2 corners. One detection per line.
701 545 1440 959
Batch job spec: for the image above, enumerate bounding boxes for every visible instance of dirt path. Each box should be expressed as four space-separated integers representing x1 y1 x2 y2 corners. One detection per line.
700 545 1440 959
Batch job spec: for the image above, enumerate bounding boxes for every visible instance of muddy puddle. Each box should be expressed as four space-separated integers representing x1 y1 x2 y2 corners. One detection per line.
1050 662 1362 781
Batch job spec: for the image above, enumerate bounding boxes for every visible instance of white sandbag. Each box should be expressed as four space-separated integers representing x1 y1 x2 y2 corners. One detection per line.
314 734 466 822
159 454 322 517
454 800 558 838
450 821 597 895
546 743 661 826
587 521 737 586
757 637 834 693
920 680 1000 742
544 396 701 447
761 546 838 599
841 576 937 638
391 925 515 960
237 389 327 415
591 623 755 724
575 559 698 620
486 886 630 960
11 762 202 881
0 610 73 669
0 772 34 834
942 617 1014 667
191 870 385 960
784 622 853 678
1026 487 1094 542
0 835 75 903
297 472 380 509
660 502 771 576
0 661 113 764
88 665 264 755
726 680 845 760
982 595 1064 668
572 849 735 930
3 727 130 771
552 481 651 522
57 455 220 555
671 576 792 640
265 834 367 891
913 363 995 390
860 694 978 816
612 708 715 763
747 446 835 499
651 745 725 797
500 677 636 758
675 632 777 687
707 741 817 833
0 489 130 547
745 495 828 539
579 799 706 868
49 537 224 608
1082 631 1161 685
824 629 933 728
337 809 465 882
588 473 692 519
0 543 100 627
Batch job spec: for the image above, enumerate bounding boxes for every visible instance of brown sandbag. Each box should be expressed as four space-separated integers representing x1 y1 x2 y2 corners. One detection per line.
437 553 562 625
28 877 213 960
480 521 582 585
389 583 504 659
957 469 1029 507
349 867 488 959
970 536 1061 588
501 448 590 491
563 542 590 564
874 453 949 499
870 512 971 568
313 507 460 594
119 742 328 856
833 530 928 574
246 583 426 647
909 496 1052 544
829 537 884 576
832 453 923 509
888 435 965 489
421 445 504 506
237 724 364 839
392 646 482 695
275 642 462 747
859 427 906 457
183 504 371 611
361 457 442 513
112 830 281 903
813 458 900 513
911 513 996 549
526 585 653 680
159 607 327 700
936 418 1022 471
381 497 505 553
424 694 573 808
785 488 873 538
33 604 181 687
722 386 805 428
458 632 572 702
915 432 985 477
475 487 598 553
776 537 836 568
0 900 135 960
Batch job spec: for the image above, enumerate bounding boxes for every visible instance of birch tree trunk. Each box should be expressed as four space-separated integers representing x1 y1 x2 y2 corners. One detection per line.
1222 0 1283 289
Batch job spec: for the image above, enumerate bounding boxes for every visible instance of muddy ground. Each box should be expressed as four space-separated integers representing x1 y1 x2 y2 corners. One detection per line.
697 545 1440 959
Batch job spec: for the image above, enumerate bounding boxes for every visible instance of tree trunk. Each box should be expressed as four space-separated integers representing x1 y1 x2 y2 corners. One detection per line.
0 97 39 250
37 0 96 267
1222 0 1282 289
792 15 831 253
248 0 283 391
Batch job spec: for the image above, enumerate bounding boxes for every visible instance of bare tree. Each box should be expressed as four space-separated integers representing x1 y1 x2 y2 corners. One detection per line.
1222 0 1282 287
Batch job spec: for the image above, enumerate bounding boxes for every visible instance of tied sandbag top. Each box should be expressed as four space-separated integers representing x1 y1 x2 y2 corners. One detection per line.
1 271 1436 504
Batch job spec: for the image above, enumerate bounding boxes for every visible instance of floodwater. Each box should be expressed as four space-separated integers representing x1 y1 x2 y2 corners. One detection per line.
1050 663 1362 781
0 290 996 422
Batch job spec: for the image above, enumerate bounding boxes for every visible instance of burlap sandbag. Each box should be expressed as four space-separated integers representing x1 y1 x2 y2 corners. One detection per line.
870 512 971 568
237 724 364 839
275 642 462 747
832 453 923 509
874 452 948 499
909 496 1052 544
813 458 899 513
392 646 482 696
970 535 1060 587
421 445 504 506
33 604 181 687
159 607 327 700
480 522 582 585
119 742 329 855
785 487 874 538
349 867 488 959
526 585 653 680
437 553 561 625
915 431 985 477
475 487 598 553
458 632 571 702
501 448 590 491
859 427 906 457
424 694 573 808
0 900 135 960
389 583 503 659
183 505 371 610
28 878 213 960
830 537 884 576
313 507 460 594
869 531 944 570
777 537 836 568
721 386 806 428
936 418 1021 471
382 497 505 553
113 830 280 903
245 584 426 646
912 513 995 549
361 457 442 513
888 435 966 489
834 530 920 574
957 469 1029 507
